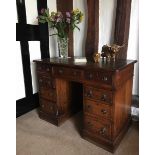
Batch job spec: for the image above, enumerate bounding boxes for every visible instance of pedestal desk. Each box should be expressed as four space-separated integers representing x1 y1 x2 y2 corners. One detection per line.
33 57 137 152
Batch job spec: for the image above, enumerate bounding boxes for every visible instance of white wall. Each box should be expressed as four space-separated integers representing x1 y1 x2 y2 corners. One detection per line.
47 0 59 57
16 41 25 99
127 0 139 95
73 0 88 56
99 0 117 52
29 41 41 94
16 0 139 100
25 0 38 25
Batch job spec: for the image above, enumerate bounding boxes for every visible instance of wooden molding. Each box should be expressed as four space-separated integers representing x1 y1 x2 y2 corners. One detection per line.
114 0 132 59
57 0 74 57
85 0 99 58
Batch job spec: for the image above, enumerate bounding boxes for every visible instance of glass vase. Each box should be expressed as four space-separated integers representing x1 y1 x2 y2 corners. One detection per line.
58 37 68 58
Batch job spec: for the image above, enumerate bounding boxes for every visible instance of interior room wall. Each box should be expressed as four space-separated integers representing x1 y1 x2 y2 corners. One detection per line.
16 41 25 99
16 0 139 101
127 0 139 95
99 0 117 52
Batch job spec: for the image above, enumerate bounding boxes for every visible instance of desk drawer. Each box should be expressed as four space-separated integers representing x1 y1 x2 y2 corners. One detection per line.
84 114 112 139
40 88 56 102
53 66 83 80
84 99 112 120
38 76 56 89
40 98 56 114
84 86 113 104
84 70 112 85
37 64 51 75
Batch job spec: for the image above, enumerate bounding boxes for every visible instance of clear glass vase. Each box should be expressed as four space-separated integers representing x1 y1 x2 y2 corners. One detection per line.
58 37 68 58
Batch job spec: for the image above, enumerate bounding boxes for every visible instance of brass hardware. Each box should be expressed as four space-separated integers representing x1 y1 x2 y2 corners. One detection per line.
87 121 91 124
101 94 107 101
100 127 106 135
46 68 50 71
102 76 108 81
101 109 107 114
85 90 93 97
86 105 91 110
56 109 59 116
88 73 93 79
87 121 93 127
85 105 91 111
59 69 63 74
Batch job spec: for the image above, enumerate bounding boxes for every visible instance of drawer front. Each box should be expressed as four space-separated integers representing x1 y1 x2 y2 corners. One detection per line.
84 86 113 104
53 66 83 80
97 71 112 85
84 99 112 120
84 70 112 85
40 99 56 114
69 68 83 80
84 114 112 139
40 89 56 102
37 64 51 75
38 76 56 89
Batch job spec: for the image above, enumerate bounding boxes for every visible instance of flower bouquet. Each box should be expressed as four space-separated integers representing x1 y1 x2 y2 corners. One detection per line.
37 8 84 57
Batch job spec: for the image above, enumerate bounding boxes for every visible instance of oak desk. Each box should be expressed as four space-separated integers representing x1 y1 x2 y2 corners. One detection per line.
33 57 137 152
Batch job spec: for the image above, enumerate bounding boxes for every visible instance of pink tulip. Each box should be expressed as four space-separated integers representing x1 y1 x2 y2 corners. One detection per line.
66 12 71 17
66 18 71 24
56 17 62 22
41 8 45 14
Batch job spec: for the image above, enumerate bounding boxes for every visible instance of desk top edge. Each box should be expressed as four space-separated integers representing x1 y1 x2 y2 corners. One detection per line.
33 57 137 72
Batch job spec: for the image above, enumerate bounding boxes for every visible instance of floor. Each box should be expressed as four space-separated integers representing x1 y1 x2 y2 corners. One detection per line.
16 109 139 155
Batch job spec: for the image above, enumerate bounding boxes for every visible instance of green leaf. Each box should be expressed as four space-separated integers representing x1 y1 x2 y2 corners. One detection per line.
45 8 49 17
74 25 80 31
39 15 46 20
49 33 58 36
39 20 46 24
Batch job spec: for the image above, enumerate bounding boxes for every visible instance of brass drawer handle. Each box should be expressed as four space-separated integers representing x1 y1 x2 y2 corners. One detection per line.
85 90 93 97
88 73 93 79
46 68 50 71
58 69 63 74
101 109 107 114
41 104 44 108
87 105 91 109
86 105 91 110
87 121 93 127
99 127 106 135
102 76 108 81
101 94 107 101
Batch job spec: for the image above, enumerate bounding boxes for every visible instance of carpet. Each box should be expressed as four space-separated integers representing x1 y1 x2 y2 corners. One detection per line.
16 109 139 155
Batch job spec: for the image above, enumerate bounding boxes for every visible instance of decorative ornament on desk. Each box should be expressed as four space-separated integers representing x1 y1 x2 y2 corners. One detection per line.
101 44 125 61
37 8 84 58
93 52 101 63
